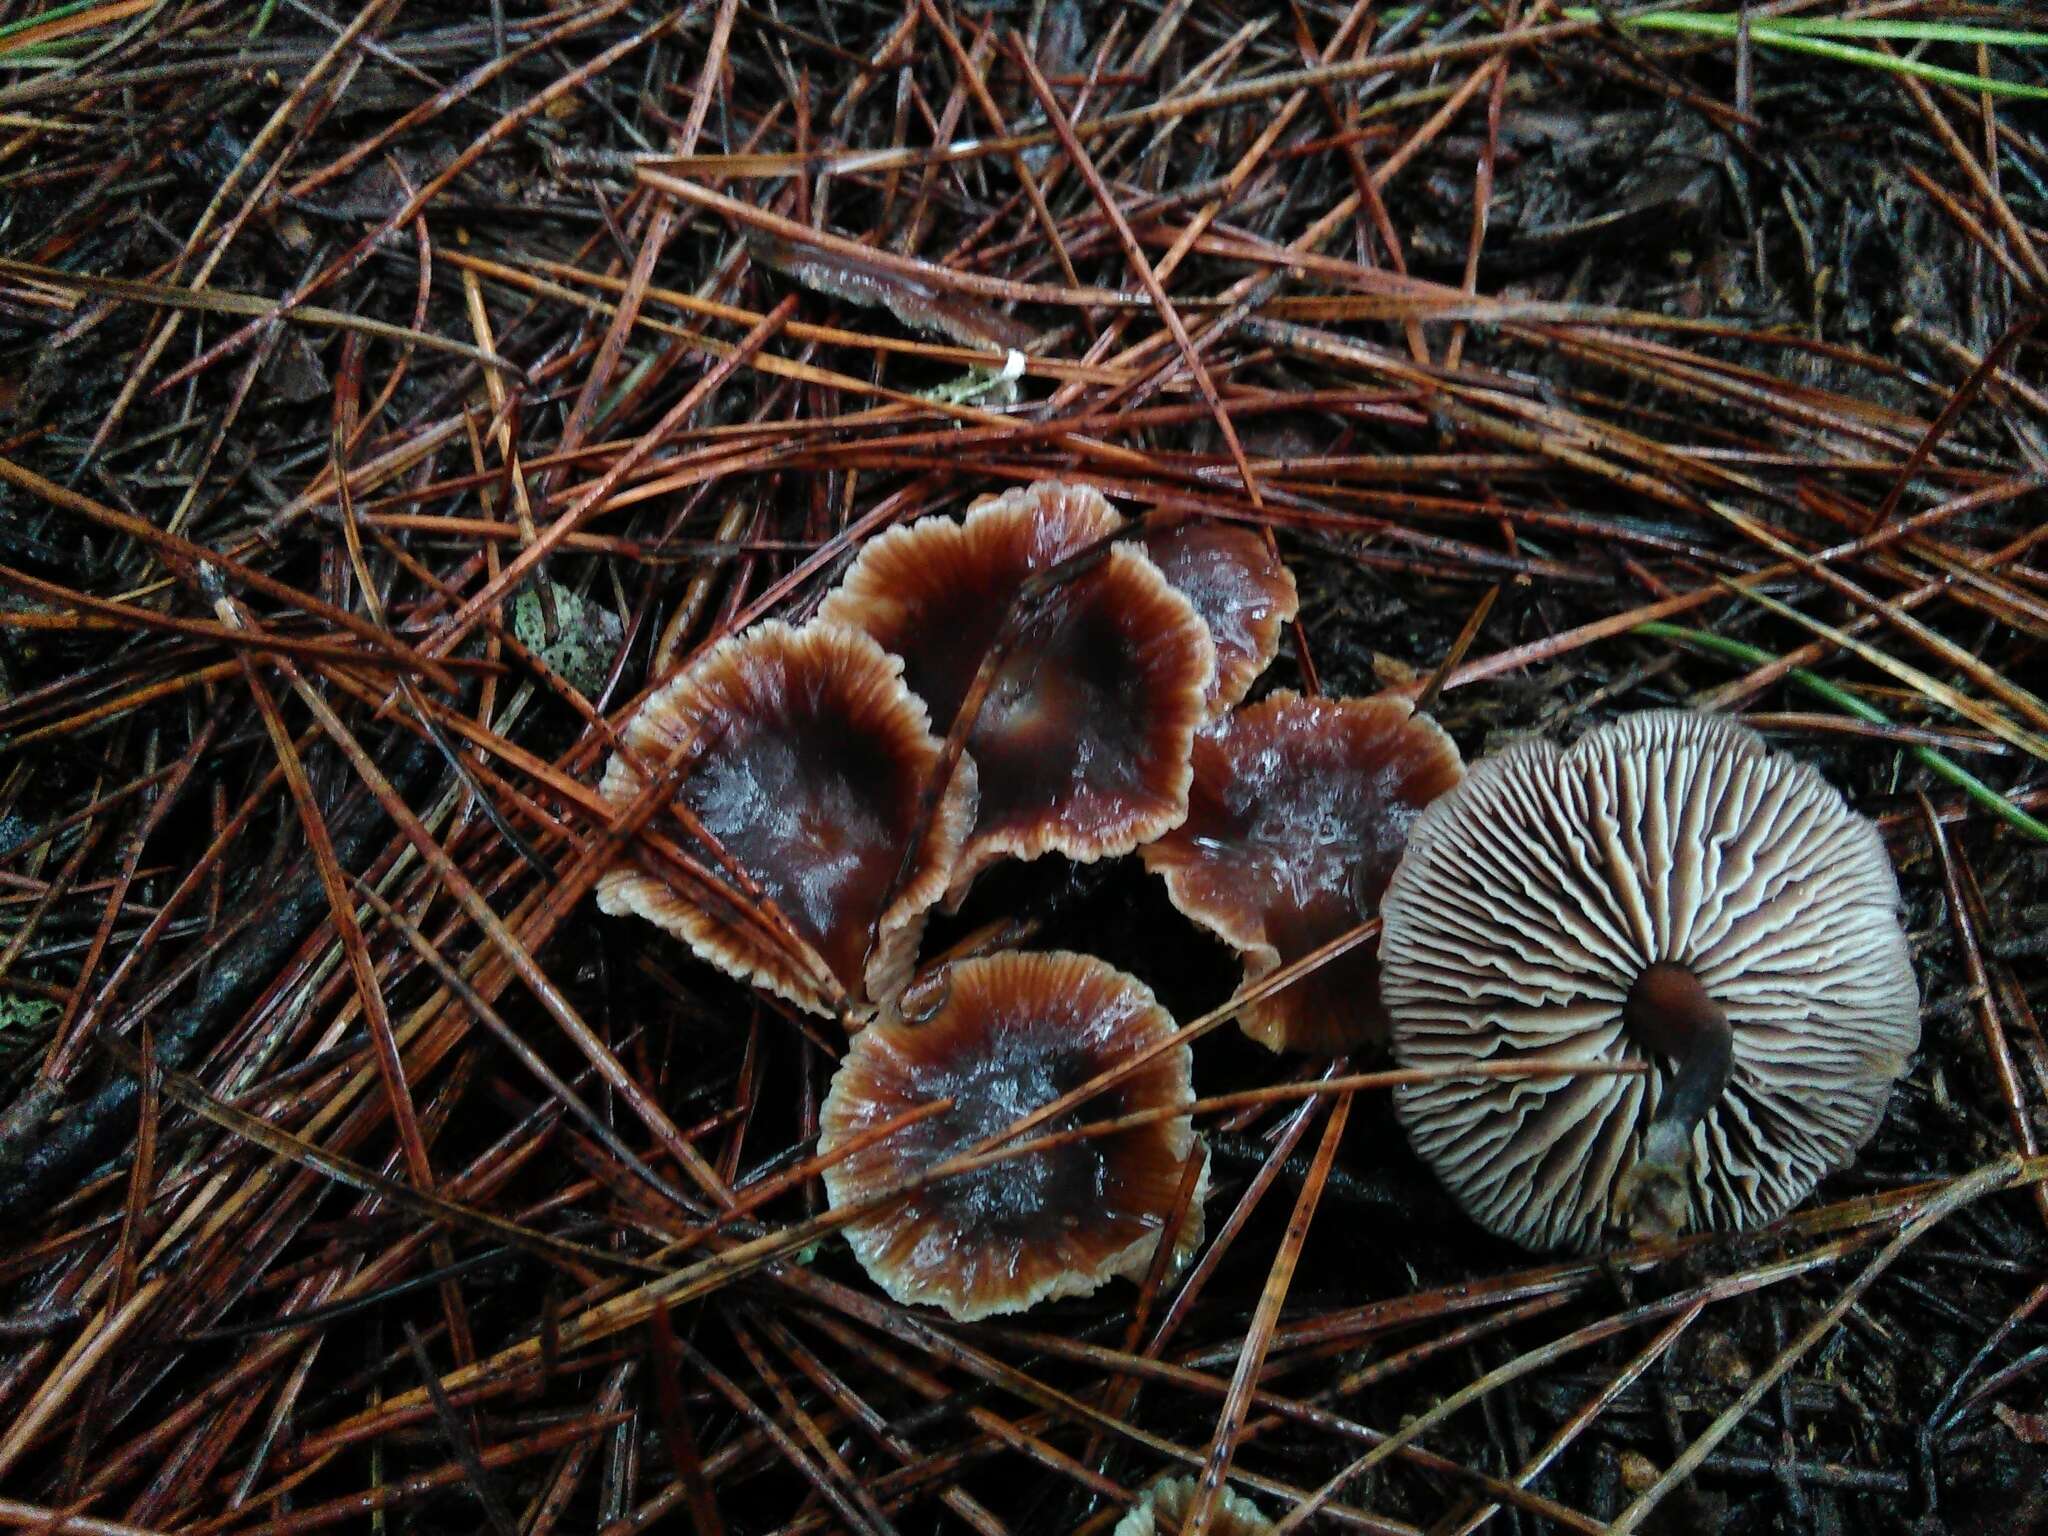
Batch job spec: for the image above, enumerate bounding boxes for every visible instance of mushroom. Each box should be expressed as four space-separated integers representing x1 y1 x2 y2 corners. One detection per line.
818 951 1203 1321
819 481 1214 900
596 620 975 1021
1382 710 1920 1252
1140 692 1465 1055
1141 519 1298 720
1114 1477 1273 1536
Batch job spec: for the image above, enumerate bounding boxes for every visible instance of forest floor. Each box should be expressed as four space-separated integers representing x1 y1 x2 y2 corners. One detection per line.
2 3 2047 1534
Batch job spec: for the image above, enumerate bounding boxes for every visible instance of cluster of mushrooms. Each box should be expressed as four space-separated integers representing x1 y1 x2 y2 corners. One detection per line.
597 480 1923 1323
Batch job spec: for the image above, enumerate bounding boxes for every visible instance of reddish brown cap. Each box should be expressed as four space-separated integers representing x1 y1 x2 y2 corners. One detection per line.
1142 520 1298 719
818 951 1203 1321
820 482 1214 900
597 620 975 1021
1142 692 1465 1055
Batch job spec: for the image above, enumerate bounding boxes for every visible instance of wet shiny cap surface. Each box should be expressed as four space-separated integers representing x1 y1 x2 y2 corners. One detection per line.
1383 710 1921 1252
821 482 1214 901
596 620 974 1021
1142 691 1465 1055
819 950 1202 1321
1142 519 1298 720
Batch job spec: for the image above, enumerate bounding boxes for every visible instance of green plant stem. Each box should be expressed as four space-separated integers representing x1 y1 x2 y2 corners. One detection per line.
1560 9 2048 102
0 0 100 47
1596 14 2048 47
1635 621 2048 843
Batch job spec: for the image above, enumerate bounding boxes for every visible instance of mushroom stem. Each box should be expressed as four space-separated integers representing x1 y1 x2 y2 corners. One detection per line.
1616 961 1733 1238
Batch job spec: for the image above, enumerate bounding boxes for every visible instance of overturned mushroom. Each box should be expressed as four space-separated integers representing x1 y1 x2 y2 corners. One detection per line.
818 951 1203 1321
821 482 1214 898
1141 692 1465 1055
597 620 975 1021
1142 520 1298 720
1383 711 1920 1252
1114 1477 1273 1536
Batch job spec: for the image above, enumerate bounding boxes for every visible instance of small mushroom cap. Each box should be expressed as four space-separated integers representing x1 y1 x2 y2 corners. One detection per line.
1113 1477 1274 1536
820 482 1214 899
596 620 975 1020
1141 692 1465 1055
818 951 1204 1321
1384 710 1921 1252
1142 520 1299 719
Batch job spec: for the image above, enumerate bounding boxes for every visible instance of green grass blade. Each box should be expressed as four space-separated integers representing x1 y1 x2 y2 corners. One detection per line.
0 0 101 46
1634 621 2048 844
1760 20 2048 47
1560 10 2048 100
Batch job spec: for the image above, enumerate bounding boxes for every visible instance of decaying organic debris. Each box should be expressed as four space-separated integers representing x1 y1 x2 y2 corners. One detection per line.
1 4 2044 1533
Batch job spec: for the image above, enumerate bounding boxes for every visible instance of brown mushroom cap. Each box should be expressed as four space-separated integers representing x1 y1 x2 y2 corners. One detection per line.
1113 1477 1273 1536
596 620 975 1020
818 951 1203 1321
1141 692 1465 1055
1142 520 1298 719
820 482 1214 899
1383 710 1921 1253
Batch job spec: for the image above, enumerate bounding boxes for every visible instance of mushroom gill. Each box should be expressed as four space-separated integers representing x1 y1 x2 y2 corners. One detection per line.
1382 710 1921 1252
1114 1476 1273 1536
